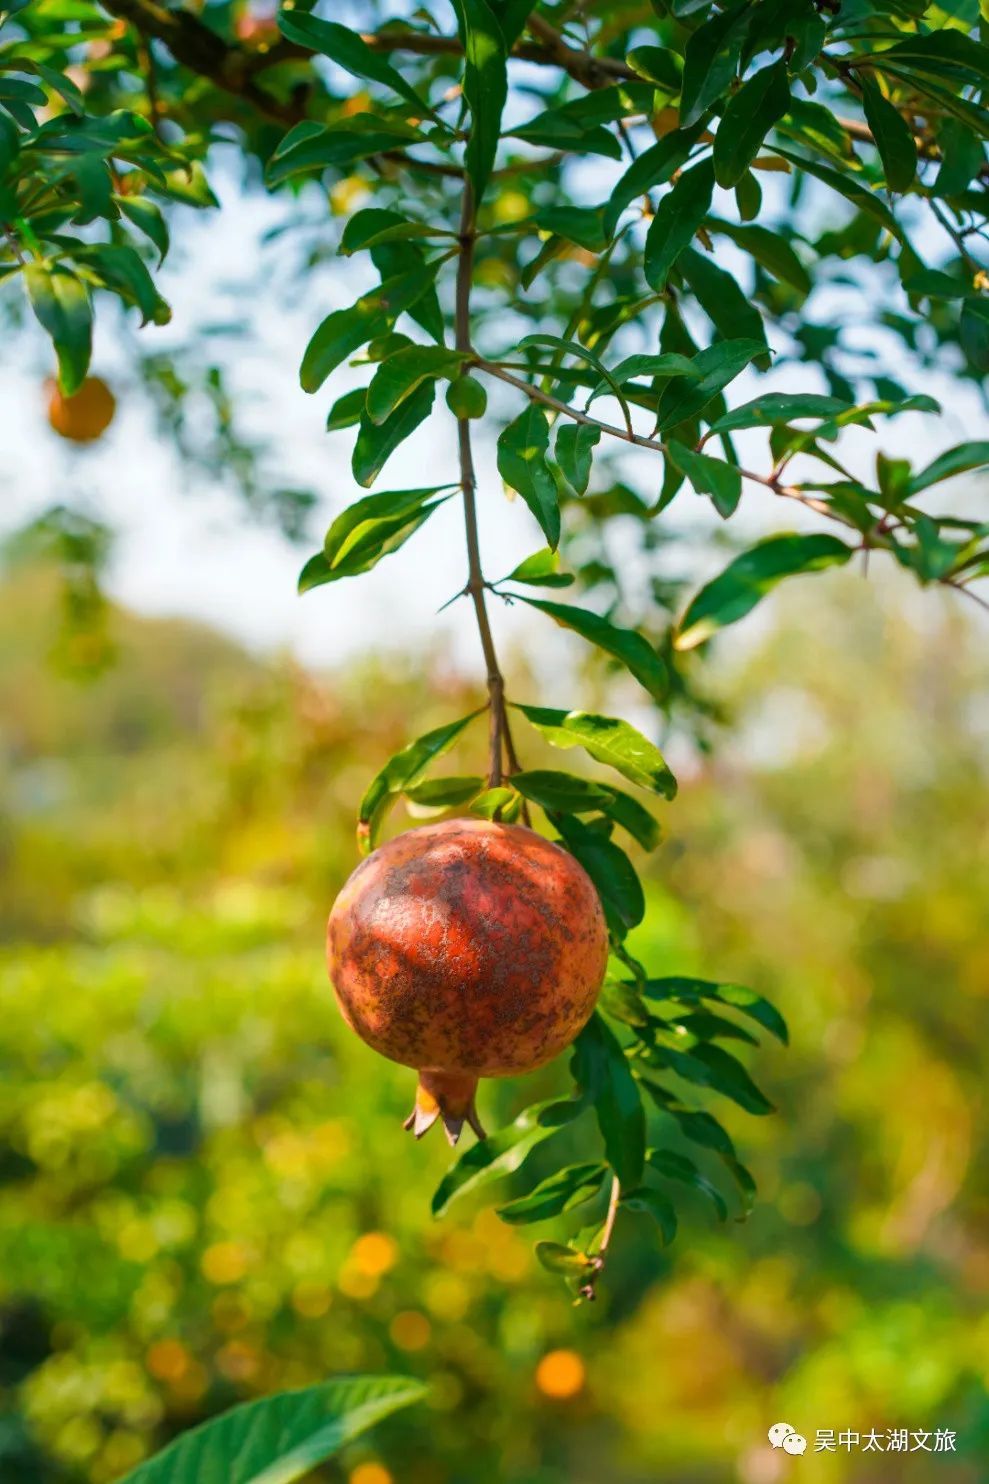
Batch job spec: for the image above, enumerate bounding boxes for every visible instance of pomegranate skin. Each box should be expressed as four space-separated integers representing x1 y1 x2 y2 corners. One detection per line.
326 819 608 1138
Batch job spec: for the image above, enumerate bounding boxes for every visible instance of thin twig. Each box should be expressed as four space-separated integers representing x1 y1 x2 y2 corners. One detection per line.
579 1174 621 1301
476 359 845 521
455 187 508 790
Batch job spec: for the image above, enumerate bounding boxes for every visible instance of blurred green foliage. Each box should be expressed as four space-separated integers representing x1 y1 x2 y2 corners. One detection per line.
1 560 987 1484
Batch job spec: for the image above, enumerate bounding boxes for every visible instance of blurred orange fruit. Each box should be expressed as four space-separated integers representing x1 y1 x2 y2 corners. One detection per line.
46 376 116 443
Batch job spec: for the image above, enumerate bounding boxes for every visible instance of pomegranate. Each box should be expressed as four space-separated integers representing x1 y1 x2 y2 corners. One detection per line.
46 376 116 443
326 818 608 1144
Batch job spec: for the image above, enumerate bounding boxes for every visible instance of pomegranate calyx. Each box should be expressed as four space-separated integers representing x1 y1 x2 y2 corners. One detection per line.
403 1070 488 1146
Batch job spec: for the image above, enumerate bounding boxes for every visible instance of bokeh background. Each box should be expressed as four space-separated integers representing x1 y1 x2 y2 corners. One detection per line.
1 540 986 1483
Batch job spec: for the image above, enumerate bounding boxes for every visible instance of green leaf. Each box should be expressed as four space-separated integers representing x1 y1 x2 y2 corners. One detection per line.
341 208 446 254
868 30 989 87
277 10 432 114
300 486 454 593
497 1163 608 1224
677 248 768 358
621 1186 677 1243
555 817 645 936
626 45 683 91
707 392 849 434
680 2 750 126
510 108 622 160
773 145 902 237
117 196 169 264
326 387 367 432
352 380 436 487
366 346 464 424
603 122 707 238
860 77 917 192
657 339 766 433
432 1098 583 1217
533 203 607 251
301 267 438 393
642 977 789 1045
497 404 560 549
667 438 743 518
76 242 169 326
676 532 852 650
117 1376 426 1484
644 158 715 292
470 785 522 822
24 263 91 394
519 596 668 703
714 59 791 188
555 422 601 495
404 775 483 808
266 119 421 186
574 1015 646 1186
646 1148 728 1221
503 548 574 588
705 219 811 295
908 441 989 493
512 705 677 798
452 0 508 203
359 711 482 851
534 1241 598 1276
647 1042 774 1115
513 770 660 850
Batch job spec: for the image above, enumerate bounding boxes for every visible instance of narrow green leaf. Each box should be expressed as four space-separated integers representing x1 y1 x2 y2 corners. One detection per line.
404 775 483 808
555 422 601 495
117 196 169 264
304 486 454 589
677 248 768 357
642 977 789 1044
352 380 436 487
534 1241 598 1276
603 122 707 238
667 438 743 518
621 1186 677 1243
512 705 677 798
497 405 560 549
503 548 574 588
644 158 715 292
908 441 989 494
118 1377 426 1484
518 334 630 425
431 1098 583 1217
519 596 668 702
556 818 645 937
497 1163 608 1224
359 711 482 851
707 392 849 434
677 532 852 649
680 2 750 126
648 1042 774 1115
773 145 902 237
647 1148 728 1221
452 0 508 202
301 266 437 393
25 263 91 394
366 346 464 424
277 11 432 114
861 77 917 192
574 1015 646 1186
514 771 660 851
705 219 811 295
326 388 367 432
657 339 766 433
714 59 791 188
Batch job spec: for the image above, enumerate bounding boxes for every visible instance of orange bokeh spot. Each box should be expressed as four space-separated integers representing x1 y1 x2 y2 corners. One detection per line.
349 1465 393 1484
389 1310 431 1351
535 1349 586 1400
146 1339 190 1383
351 1231 398 1277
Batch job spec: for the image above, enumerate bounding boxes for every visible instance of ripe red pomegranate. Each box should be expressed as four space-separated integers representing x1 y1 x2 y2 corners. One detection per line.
326 819 608 1144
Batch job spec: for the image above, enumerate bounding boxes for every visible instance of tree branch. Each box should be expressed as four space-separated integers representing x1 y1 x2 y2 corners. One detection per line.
579 1174 621 1301
455 188 511 791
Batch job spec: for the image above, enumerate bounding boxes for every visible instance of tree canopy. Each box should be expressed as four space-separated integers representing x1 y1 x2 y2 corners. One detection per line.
2 0 988 1289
